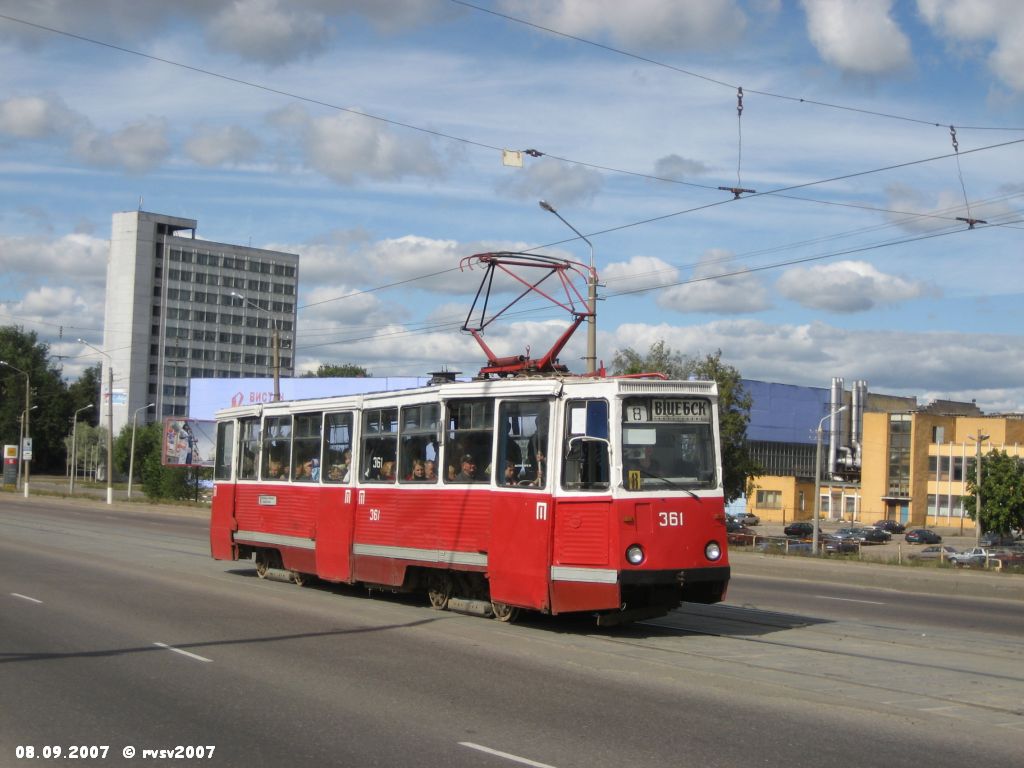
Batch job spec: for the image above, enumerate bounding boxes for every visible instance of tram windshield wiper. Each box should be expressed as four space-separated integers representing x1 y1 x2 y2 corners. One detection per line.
632 467 701 500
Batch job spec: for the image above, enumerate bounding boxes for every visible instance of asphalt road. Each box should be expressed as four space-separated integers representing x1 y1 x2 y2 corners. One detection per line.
2 494 1023 768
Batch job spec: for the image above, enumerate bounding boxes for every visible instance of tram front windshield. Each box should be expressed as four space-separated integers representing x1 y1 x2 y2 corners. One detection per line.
621 396 717 491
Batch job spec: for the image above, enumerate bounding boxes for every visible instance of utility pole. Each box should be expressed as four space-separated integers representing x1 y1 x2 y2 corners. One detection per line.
969 430 989 546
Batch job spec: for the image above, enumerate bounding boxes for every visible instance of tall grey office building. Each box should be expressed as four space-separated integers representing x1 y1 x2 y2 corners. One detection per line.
99 211 299 435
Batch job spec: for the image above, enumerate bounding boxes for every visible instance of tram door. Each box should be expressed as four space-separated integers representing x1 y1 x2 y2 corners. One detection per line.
315 412 356 581
488 401 553 611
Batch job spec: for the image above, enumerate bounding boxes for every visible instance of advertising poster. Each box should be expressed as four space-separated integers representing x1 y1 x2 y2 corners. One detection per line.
161 418 216 468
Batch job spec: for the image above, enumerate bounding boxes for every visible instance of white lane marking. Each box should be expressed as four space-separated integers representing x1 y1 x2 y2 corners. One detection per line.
814 596 886 606
153 642 213 663
458 743 559 768
11 593 43 604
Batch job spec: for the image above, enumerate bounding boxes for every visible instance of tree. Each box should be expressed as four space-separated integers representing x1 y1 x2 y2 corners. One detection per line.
611 342 761 503
964 450 1024 534
0 325 69 474
114 422 202 501
301 363 370 378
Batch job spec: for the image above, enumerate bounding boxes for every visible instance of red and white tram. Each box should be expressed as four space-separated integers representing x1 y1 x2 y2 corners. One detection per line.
210 375 730 625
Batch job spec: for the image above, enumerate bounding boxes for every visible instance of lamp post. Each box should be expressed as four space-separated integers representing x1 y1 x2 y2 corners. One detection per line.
813 404 848 555
69 403 94 494
539 200 597 375
968 430 989 546
127 402 155 499
78 339 114 505
1 359 31 498
16 405 38 493
231 291 280 400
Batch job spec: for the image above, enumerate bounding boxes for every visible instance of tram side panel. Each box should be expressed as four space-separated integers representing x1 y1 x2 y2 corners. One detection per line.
210 483 238 561
233 483 319 574
549 497 618 614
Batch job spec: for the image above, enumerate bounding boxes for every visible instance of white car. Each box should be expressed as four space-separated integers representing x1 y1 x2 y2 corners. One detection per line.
729 511 760 526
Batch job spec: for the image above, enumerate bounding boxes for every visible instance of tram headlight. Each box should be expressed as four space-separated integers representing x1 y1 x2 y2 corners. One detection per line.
704 541 722 562
625 544 645 565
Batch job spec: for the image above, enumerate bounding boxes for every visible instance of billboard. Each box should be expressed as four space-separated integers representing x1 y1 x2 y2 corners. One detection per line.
162 418 216 468
188 377 431 421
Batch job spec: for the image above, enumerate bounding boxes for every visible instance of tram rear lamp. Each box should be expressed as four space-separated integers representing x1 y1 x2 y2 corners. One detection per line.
704 541 722 561
625 545 645 565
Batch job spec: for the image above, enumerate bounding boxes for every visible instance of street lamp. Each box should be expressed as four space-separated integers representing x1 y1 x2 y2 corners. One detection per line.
538 200 598 376
231 291 281 400
813 404 848 555
69 403 94 494
127 402 155 499
77 339 114 505
0 359 31 498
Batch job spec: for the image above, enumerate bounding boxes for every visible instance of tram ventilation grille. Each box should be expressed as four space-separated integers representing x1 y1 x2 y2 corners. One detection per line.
619 380 715 394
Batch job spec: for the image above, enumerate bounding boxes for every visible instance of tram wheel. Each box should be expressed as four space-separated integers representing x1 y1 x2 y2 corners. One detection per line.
427 574 453 610
490 601 521 623
254 551 271 579
292 571 311 587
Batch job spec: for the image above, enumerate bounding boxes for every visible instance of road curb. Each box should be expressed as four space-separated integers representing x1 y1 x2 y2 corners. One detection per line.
729 550 1024 602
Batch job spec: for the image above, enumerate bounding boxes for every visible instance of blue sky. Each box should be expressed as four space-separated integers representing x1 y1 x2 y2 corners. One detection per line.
1 1 1022 411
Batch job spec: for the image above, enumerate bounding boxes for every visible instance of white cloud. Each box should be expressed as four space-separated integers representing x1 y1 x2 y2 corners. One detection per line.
801 0 912 75
917 0 1024 92
0 94 84 139
206 0 331 66
0 232 109 282
655 250 771 314
497 158 603 207
653 154 712 180
604 255 679 294
609 319 1024 411
71 118 171 173
776 260 933 312
184 124 262 166
499 0 746 50
294 109 448 184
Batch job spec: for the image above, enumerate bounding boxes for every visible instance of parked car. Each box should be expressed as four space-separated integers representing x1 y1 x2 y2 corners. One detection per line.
852 527 890 544
906 545 958 562
905 528 942 544
783 521 816 538
755 538 812 555
832 527 863 541
873 519 906 534
727 524 757 546
729 511 760 526
979 531 1020 547
822 535 859 554
950 546 1024 569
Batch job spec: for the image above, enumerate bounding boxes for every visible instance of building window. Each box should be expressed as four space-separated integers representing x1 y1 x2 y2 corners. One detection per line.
756 490 782 509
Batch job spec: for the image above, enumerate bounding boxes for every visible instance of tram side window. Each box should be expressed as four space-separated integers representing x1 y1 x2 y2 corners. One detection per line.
562 399 610 491
362 407 398 482
215 421 235 480
400 403 439 482
292 412 322 482
444 399 494 483
322 412 353 483
261 415 292 480
497 400 549 488
238 417 260 480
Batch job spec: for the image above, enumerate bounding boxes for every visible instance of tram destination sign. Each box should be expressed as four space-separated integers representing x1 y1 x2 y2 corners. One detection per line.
625 399 710 423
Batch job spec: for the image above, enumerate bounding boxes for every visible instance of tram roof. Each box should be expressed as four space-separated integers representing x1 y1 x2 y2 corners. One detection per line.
213 375 717 420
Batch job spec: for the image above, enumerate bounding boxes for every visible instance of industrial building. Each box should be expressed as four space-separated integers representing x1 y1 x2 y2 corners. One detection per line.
744 378 1023 531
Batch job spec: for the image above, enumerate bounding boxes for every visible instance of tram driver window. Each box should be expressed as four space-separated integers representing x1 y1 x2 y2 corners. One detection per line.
362 407 398 482
562 399 610 491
